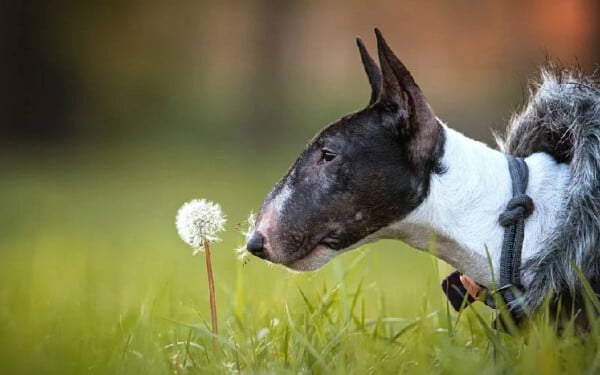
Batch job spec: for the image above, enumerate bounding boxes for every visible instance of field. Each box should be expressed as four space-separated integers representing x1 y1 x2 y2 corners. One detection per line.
1 142 600 375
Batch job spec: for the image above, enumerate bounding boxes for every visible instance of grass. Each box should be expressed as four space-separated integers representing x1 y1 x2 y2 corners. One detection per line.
1 143 600 374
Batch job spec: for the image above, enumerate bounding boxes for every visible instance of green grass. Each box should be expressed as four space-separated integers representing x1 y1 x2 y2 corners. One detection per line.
1 143 600 374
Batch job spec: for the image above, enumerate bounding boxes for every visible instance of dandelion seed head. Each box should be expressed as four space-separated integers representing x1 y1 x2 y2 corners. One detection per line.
176 199 226 254
235 211 256 261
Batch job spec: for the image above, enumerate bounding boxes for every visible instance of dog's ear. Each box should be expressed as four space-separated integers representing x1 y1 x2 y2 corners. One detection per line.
374 28 441 171
356 37 382 105
374 28 435 132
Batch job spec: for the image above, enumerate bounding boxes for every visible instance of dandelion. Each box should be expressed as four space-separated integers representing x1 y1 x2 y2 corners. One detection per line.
176 199 226 254
175 198 226 352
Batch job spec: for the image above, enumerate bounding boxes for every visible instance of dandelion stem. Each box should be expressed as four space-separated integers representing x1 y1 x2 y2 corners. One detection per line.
203 239 218 352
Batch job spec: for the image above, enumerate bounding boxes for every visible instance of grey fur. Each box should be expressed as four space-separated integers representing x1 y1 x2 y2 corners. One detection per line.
496 66 600 314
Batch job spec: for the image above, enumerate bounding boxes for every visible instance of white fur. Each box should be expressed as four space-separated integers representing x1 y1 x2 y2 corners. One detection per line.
255 182 295 264
256 183 291 239
382 125 570 287
272 184 292 213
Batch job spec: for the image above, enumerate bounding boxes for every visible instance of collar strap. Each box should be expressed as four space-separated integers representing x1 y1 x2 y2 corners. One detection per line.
440 155 534 326
495 155 534 318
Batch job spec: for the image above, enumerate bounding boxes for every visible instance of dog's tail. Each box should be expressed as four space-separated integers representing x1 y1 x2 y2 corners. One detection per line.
496 66 600 313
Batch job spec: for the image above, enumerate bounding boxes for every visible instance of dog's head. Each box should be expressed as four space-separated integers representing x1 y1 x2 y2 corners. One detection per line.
246 29 445 270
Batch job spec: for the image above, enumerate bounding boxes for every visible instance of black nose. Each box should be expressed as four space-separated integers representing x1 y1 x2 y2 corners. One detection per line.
246 231 266 258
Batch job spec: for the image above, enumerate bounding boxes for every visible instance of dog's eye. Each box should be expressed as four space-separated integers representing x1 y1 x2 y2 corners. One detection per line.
321 149 336 162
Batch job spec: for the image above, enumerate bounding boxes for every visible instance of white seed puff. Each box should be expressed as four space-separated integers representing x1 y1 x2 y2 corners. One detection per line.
235 211 256 261
176 199 226 255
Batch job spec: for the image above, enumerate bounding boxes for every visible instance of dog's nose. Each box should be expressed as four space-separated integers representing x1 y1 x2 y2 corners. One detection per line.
246 231 266 258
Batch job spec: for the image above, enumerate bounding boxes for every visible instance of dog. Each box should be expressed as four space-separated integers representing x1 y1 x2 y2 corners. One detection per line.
246 29 600 326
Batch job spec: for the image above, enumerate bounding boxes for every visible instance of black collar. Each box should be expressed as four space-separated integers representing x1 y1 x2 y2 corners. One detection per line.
494 155 534 320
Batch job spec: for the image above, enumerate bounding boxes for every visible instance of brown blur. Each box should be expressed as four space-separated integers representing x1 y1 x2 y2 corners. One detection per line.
1 0 599 149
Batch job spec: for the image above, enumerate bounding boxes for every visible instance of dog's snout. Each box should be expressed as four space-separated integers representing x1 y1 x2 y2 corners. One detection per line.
246 231 267 258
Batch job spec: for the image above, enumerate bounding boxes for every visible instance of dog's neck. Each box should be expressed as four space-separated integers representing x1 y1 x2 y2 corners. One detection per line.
384 125 570 287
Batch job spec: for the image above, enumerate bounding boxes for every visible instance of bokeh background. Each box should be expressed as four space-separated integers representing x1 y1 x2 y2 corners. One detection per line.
1 0 599 372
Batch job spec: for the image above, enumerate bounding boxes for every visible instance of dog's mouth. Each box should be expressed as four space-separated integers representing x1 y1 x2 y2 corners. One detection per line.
283 243 337 271
318 232 344 249
281 233 346 271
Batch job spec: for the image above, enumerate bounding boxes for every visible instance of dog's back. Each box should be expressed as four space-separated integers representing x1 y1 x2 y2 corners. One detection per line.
497 67 600 317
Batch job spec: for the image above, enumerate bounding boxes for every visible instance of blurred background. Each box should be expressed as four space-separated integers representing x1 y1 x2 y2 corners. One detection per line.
1 0 599 372
2 0 599 147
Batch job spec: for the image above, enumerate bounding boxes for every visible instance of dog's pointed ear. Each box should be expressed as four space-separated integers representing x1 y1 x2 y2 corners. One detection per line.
375 28 431 125
374 28 442 171
356 37 382 105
